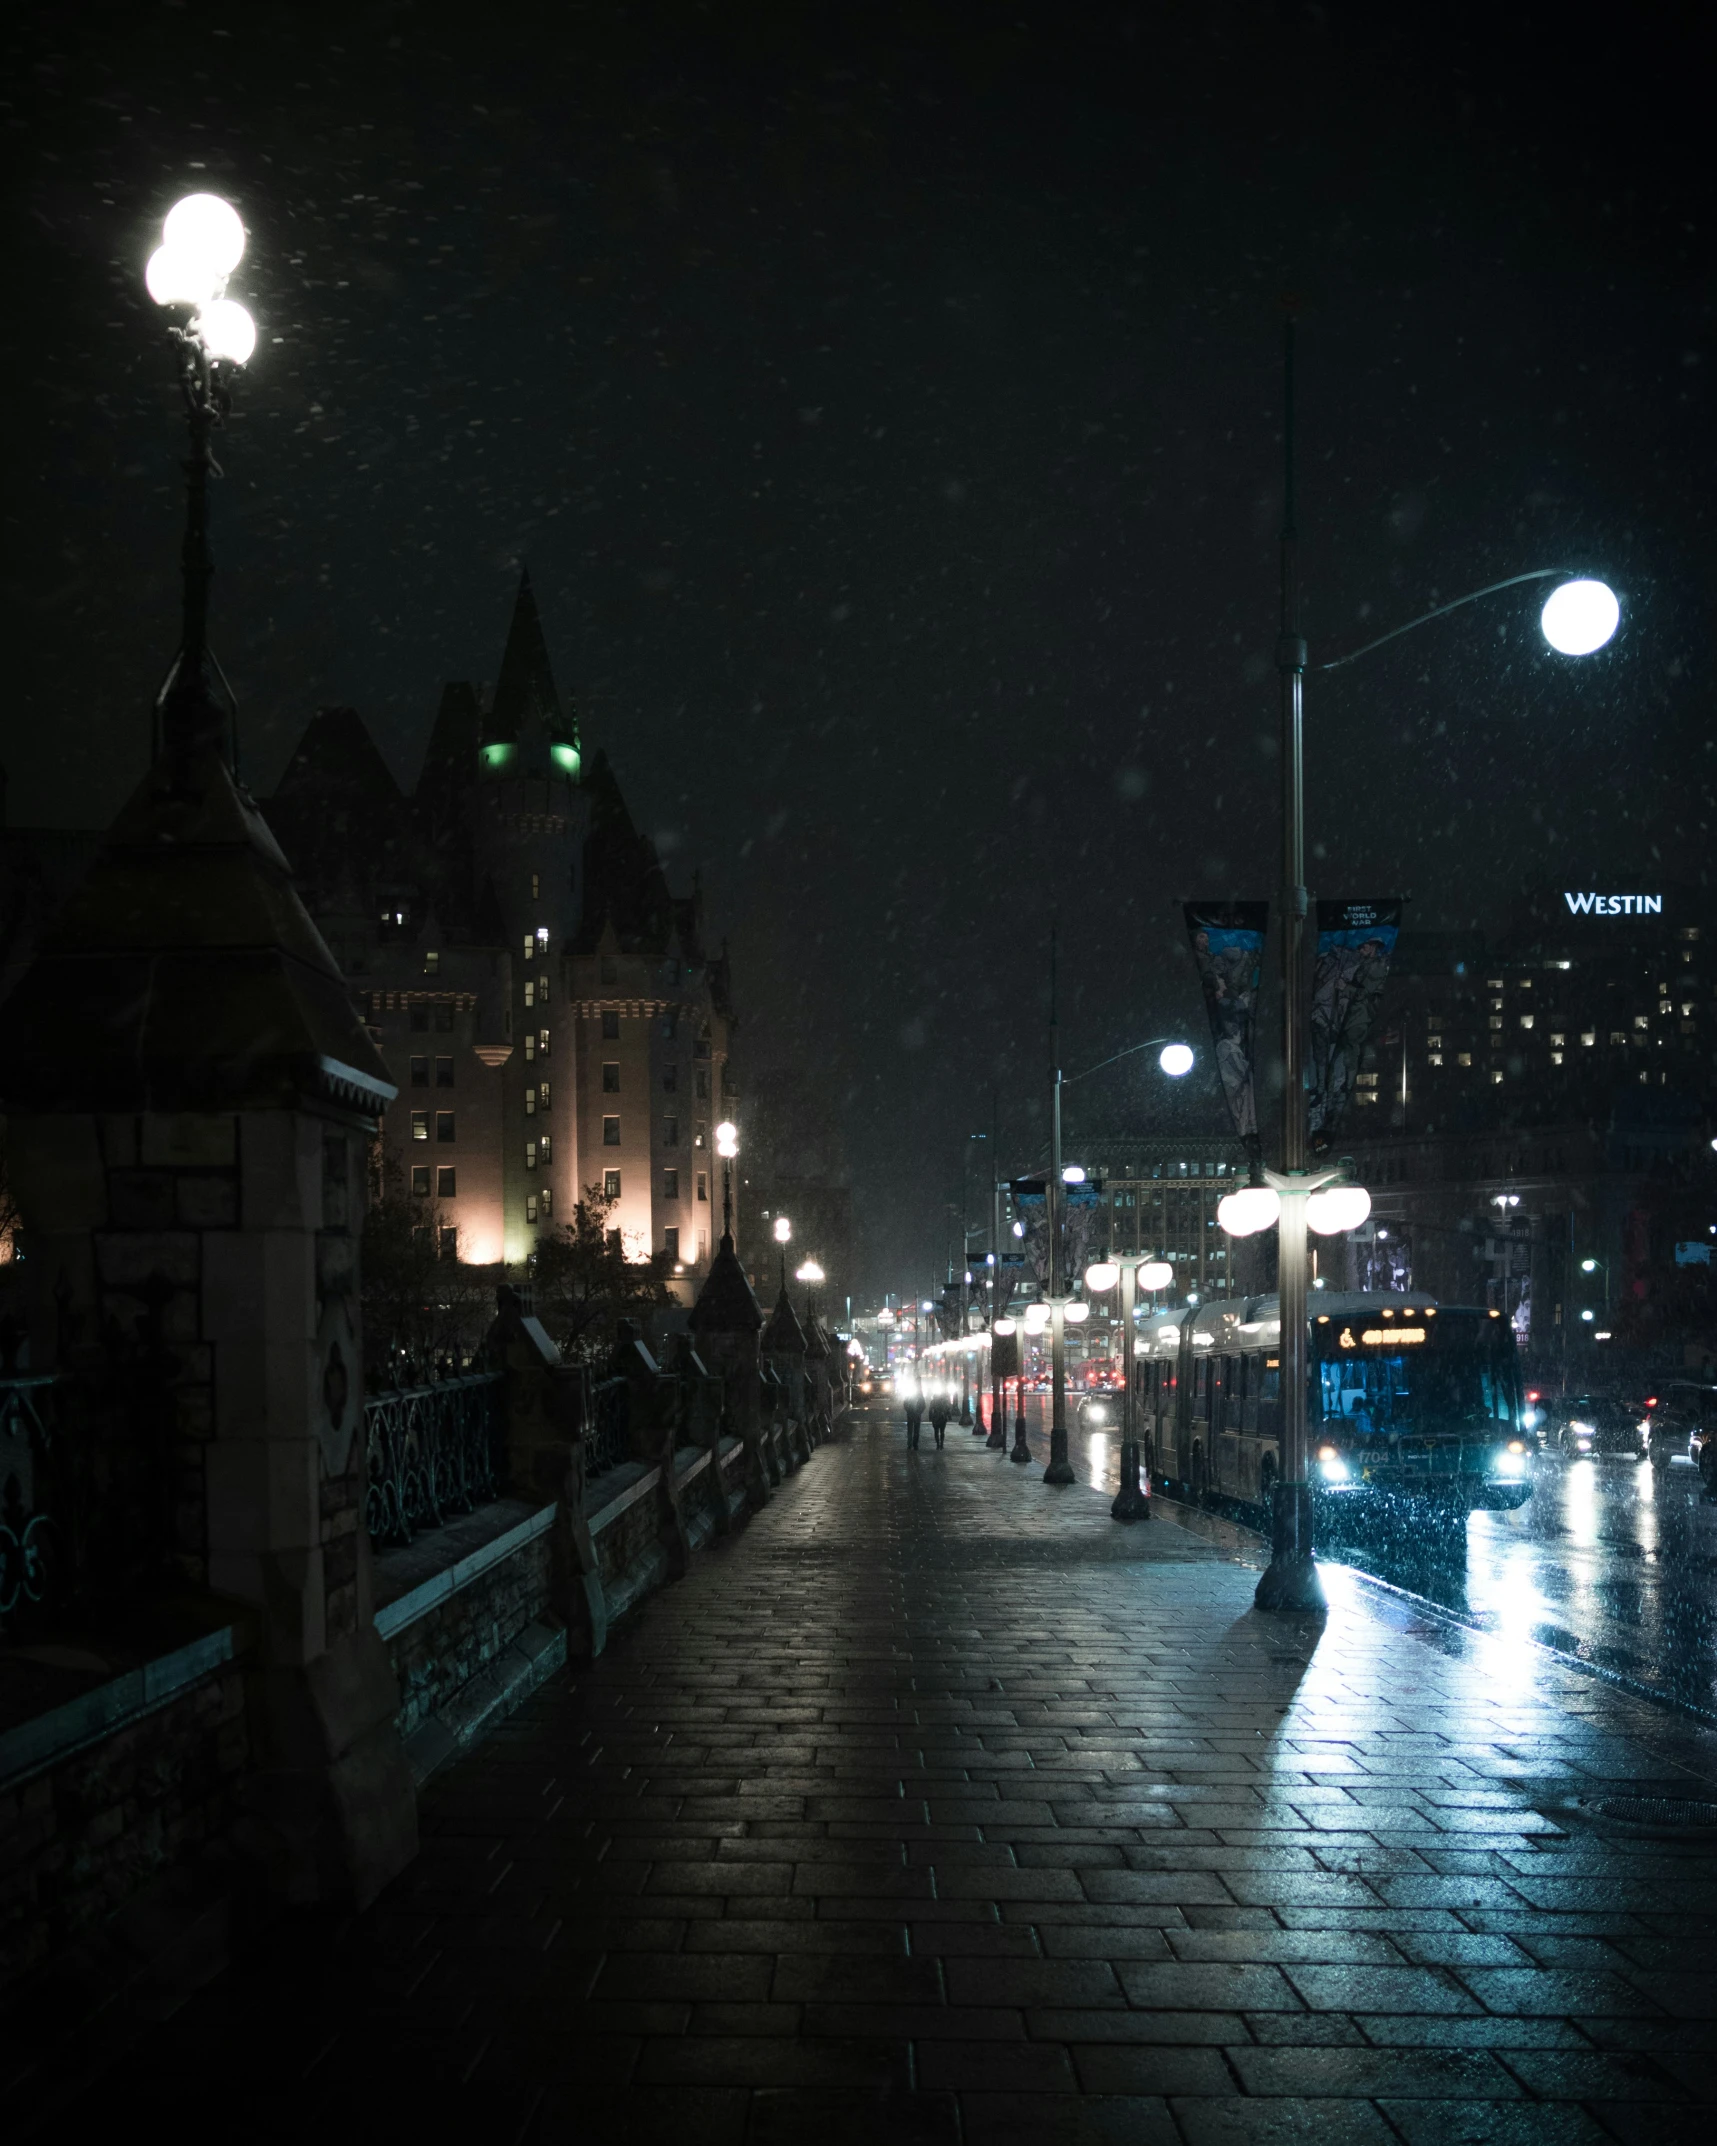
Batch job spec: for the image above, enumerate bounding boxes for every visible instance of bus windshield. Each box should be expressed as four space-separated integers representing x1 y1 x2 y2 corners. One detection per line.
1316 1346 1516 1435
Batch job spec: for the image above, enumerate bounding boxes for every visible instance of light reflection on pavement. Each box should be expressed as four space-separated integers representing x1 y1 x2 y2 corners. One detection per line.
988 1390 1717 1716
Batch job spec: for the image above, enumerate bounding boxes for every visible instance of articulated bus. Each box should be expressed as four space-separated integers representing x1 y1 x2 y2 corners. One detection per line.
1136 1292 1534 1519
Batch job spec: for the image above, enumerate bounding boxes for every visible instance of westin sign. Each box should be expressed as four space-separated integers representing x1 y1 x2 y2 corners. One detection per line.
1563 892 1664 915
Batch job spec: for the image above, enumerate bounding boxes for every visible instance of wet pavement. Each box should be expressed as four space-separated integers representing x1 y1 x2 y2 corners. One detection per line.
56 1402 1717 2143
1002 1394 1717 1722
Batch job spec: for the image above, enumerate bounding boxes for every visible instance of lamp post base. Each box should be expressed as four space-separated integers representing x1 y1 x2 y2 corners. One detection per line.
986 1412 1005 1450
1110 1439 1150 1522
1009 1395 1032 1464
1253 1481 1327 1613
1043 1422 1075 1485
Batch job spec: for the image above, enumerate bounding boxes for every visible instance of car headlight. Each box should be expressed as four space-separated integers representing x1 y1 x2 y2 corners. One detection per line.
1495 1449 1528 1477
1570 1421 1594 1436
1316 1443 1350 1483
1521 1408 1538 1430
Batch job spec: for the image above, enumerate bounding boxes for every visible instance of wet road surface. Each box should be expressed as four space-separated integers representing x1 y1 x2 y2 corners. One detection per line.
979 1391 1717 1720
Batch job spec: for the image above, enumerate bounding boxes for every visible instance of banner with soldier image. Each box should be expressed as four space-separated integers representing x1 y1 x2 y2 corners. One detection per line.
1309 899 1402 1149
1183 901 1268 1155
1009 1175 1102 1294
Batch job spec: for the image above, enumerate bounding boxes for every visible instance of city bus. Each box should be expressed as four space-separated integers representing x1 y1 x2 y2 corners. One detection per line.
1136 1292 1533 1519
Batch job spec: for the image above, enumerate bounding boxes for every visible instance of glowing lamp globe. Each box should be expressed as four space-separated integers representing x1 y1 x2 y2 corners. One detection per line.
1140 1260 1173 1291
1159 1042 1194 1078
197 298 256 365
715 1121 739 1158
1062 1165 1086 1184
1217 1186 1280 1238
1540 578 1619 656
796 1260 824 1284
993 1318 1017 1337
1306 1183 1372 1236
164 192 247 278
773 1217 791 1245
1023 1302 1050 1335
146 245 214 307
1084 1261 1119 1292
1064 1300 1090 1324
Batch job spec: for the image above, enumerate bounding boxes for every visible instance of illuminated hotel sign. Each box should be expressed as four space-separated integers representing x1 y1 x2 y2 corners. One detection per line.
1563 892 1663 916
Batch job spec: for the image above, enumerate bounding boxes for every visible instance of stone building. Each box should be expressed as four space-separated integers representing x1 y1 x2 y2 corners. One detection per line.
263 574 736 1301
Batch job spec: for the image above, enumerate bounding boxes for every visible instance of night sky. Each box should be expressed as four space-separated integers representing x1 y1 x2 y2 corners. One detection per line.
5 1 1713 1296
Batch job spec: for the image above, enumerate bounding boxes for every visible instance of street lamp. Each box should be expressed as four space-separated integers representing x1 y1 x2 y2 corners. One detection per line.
715 1120 739 1245
1083 1255 1158 1522
144 192 258 767
1250 316 1619 1616
773 1213 791 1292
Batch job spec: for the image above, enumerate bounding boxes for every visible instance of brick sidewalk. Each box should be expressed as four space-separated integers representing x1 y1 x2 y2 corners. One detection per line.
72 1412 1717 2142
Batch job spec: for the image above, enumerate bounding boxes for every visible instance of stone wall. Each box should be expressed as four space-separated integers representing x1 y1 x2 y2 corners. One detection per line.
385 1528 554 1740
0 1658 248 1997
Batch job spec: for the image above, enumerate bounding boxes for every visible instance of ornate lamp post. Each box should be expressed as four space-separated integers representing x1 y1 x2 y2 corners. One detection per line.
773 1214 792 1293
144 193 258 764
1239 316 1621 1616
715 1120 740 1244
1082 1253 1173 1521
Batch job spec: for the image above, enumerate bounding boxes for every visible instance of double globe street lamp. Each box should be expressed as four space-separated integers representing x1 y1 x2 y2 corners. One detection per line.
1243 318 1620 1615
1081 1253 1174 1520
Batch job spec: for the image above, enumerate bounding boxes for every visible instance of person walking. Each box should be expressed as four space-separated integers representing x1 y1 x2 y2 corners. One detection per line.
903 1382 923 1451
927 1383 950 1450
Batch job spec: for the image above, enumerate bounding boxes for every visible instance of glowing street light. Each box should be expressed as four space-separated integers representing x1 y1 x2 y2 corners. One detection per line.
795 1260 824 1284
1541 578 1620 657
1159 1043 1195 1078
714 1120 739 1243
1139 1260 1173 1293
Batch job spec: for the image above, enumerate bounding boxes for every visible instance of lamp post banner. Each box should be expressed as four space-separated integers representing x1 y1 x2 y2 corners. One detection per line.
1308 899 1403 1148
1183 901 1269 1149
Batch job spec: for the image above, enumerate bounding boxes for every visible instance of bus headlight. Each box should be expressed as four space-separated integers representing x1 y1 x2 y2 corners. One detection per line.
1495 1446 1529 1478
1317 1444 1350 1483
1520 1408 1538 1430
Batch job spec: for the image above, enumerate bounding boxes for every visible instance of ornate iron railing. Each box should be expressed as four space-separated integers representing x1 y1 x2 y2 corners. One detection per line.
364 1371 506 1548
585 1375 629 1482
1 1373 63 1626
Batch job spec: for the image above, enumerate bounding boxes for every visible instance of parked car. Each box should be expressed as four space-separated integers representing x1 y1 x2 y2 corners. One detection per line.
1641 1382 1717 1474
1547 1393 1646 1458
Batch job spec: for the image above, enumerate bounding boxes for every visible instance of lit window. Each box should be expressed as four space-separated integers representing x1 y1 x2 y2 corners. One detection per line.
536 927 548 951
1682 1003 1696 1018
437 1167 457 1198
1550 1033 1566 1047
539 1028 550 1056
1426 1034 1442 1050
1491 1070 1505 1085
539 972 550 1004
424 950 440 975
1634 1015 1649 1030
526 1193 538 1222
523 936 535 962
1581 1031 1596 1047
1428 1052 1444 1067
663 1116 679 1146
604 1170 621 1197
525 1089 536 1116
695 1121 708 1149
601 1010 620 1040
663 1169 680 1201
539 1082 550 1108
604 1116 621 1147
526 1140 538 1170
524 1034 536 1062
410 1165 431 1196
409 1055 428 1086
1659 1001 1672 1017
1611 1031 1629 1045
696 1171 708 1202
1487 978 1503 991
1457 1053 1472 1068
540 1133 552 1163
1551 1051 1564 1065
1489 1016 1504 1031
541 1188 552 1217
524 980 535 1008
664 1226 680 1261
603 1062 621 1093
411 1111 429 1141
1519 1014 1534 1030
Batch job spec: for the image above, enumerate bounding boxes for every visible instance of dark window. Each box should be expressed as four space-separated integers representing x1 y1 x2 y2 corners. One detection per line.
603 1062 621 1093
424 950 440 975
410 1111 429 1141
434 1055 454 1087
664 1226 680 1261
526 1193 538 1222
695 1068 710 1099
601 1009 620 1039
530 872 540 900
409 1055 428 1086
663 1169 680 1200
437 1167 457 1198
663 1116 679 1147
439 1225 458 1258
603 1115 621 1146
696 1172 708 1202
410 1164 431 1196
694 1034 711 1059
434 1003 454 1033
410 1004 429 1032
436 1112 455 1143
604 1169 621 1198
661 1011 679 1039
663 1064 678 1092
538 972 550 1004
600 956 618 985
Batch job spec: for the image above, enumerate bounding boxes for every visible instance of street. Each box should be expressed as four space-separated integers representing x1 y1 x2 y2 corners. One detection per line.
998 1393 1717 1722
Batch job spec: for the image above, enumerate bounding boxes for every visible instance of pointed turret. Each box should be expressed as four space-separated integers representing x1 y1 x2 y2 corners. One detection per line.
483 570 580 776
762 1285 806 1358
689 1230 764 1337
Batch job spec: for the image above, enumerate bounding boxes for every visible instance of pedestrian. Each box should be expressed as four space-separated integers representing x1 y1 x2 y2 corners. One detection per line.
903 1384 923 1451
927 1384 949 1449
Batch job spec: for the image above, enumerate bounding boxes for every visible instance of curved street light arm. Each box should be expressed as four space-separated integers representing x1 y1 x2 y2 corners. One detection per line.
1313 569 1571 674
1064 1035 1182 1088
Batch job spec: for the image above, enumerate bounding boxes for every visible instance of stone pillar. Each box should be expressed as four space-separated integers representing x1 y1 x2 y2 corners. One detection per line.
803 1310 833 1443
0 729 416 1908
762 1286 810 1466
687 1230 767 1509
607 1320 690 1580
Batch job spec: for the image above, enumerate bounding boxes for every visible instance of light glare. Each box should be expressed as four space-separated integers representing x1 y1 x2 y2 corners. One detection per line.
1217 1186 1280 1237
146 245 213 307
1084 1261 1120 1292
1540 578 1619 656
1140 1260 1173 1291
1306 1184 1372 1236
1159 1042 1194 1078
197 298 256 365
